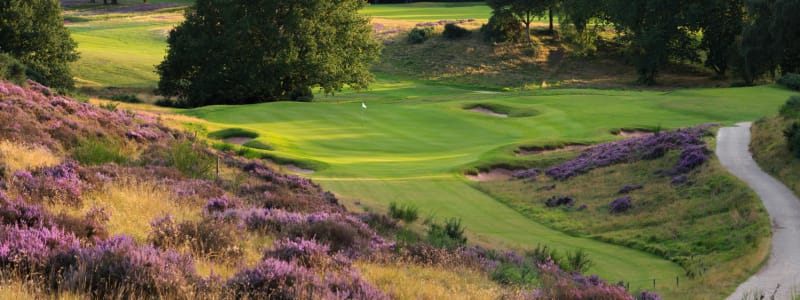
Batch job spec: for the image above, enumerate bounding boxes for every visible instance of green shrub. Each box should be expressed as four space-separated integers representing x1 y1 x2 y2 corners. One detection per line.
779 96 800 119
242 140 273 150
481 10 523 43
109 94 141 103
442 23 471 39
561 249 593 273
784 121 800 158
778 73 800 91
0 53 27 84
98 102 119 112
388 202 419 223
212 142 235 152
407 27 434 44
72 137 127 166
425 218 467 249
166 140 215 179
490 262 539 286
207 128 259 139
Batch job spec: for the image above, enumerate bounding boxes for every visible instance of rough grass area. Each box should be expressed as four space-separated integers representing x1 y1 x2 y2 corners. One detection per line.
751 116 800 196
0 140 61 173
476 146 771 299
357 262 504 299
207 128 259 139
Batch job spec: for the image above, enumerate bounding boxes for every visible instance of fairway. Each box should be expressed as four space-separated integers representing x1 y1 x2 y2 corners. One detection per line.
184 78 799 295
361 2 491 21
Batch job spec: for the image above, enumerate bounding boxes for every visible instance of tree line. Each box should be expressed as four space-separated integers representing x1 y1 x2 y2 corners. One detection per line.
488 0 800 85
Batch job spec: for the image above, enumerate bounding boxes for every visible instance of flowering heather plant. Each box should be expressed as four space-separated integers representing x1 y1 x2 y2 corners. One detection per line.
64 234 198 298
618 184 644 194
11 161 85 205
204 195 239 213
226 258 321 299
543 125 716 180
671 174 689 185
513 168 540 181
638 291 663 300
0 225 81 270
609 196 633 214
545 196 575 208
265 238 351 270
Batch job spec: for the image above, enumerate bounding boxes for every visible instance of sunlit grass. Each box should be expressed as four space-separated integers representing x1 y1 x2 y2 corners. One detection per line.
0 140 61 173
356 261 504 300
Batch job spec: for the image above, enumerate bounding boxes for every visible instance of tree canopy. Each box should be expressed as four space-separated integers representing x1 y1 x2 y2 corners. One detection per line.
0 0 79 90
156 0 381 107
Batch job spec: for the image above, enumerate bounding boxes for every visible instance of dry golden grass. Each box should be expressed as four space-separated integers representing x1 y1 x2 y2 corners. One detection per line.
356 261 504 300
50 177 201 243
0 140 61 173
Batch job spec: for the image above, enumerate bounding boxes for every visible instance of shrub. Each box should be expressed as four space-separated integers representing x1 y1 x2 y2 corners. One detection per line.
63 235 197 298
149 214 242 261
618 184 643 194
71 137 127 166
11 161 85 206
481 9 523 43
166 140 215 179
778 73 800 91
561 249 593 273
609 196 633 214
442 23 471 39
545 196 575 208
407 27 434 44
784 120 800 158
0 225 80 271
491 261 539 285
527 244 560 264
388 201 419 223
426 218 467 249
779 96 800 119
0 53 27 85
109 94 141 103
98 102 119 111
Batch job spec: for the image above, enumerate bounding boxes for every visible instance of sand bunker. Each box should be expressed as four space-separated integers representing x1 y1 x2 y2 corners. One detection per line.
285 164 314 174
469 107 508 118
466 168 514 181
223 137 253 145
516 144 587 156
614 130 653 137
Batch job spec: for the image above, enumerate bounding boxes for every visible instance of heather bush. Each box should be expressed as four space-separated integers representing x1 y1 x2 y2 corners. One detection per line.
609 196 633 214
388 201 419 223
265 238 352 271
203 195 239 213
426 218 467 249
11 161 85 206
545 196 575 208
109 94 141 103
543 125 715 180
442 23 471 39
148 214 242 261
359 212 400 237
779 96 800 118
618 184 643 194
778 73 800 91
0 225 81 271
63 235 198 298
407 27 434 44
513 168 540 181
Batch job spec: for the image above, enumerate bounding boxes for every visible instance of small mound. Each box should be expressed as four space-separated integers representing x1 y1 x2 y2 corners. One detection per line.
516 144 587 156
469 106 508 118
612 128 654 137
466 168 513 181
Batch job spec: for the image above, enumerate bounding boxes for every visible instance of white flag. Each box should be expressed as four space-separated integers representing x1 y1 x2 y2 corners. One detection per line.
361 102 367 109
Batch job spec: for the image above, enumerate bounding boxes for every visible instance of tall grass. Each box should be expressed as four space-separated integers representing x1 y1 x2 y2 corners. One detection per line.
0 140 61 173
356 261 504 300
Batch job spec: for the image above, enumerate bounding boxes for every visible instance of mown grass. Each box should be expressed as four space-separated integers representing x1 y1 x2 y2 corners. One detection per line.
361 2 491 22
751 116 800 196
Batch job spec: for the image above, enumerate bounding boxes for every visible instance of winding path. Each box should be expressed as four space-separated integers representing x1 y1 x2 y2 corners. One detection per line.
717 122 800 299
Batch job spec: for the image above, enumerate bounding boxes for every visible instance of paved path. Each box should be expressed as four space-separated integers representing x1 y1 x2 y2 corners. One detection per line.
717 122 800 300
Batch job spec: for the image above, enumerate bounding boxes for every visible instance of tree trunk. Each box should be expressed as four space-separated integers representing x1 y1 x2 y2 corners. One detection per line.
525 12 532 43
548 8 554 35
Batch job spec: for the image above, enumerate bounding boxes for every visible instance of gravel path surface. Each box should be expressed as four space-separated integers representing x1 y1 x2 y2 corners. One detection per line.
718 122 800 300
